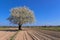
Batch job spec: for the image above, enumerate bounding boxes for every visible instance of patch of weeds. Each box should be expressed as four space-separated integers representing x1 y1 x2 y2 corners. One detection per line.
10 30 20 40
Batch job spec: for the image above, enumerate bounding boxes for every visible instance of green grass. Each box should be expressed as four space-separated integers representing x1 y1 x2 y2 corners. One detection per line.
0 28 9 30
10 30 19 40
39 27 60 31
1 26 60 31
0 27 18 30
29 26 60 31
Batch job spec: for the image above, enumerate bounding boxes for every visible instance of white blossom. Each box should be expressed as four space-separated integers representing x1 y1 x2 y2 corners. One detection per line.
8 6 35 25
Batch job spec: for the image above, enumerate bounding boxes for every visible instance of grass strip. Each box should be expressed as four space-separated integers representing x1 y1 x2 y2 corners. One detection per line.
39 27 60 31
10 30 20 40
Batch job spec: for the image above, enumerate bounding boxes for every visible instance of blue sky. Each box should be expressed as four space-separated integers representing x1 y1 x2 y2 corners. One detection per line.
0 0 60 26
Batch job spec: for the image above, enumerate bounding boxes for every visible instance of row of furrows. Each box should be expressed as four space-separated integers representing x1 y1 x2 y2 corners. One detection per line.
27 31 38 40
33 31 53 40
23 31 33 40
27 30 60 40
27 30 42 40
8 30 60 40
23 31 27 40
32 32 47 40
38 30 60 38
27 32 36 40
35 30 60 40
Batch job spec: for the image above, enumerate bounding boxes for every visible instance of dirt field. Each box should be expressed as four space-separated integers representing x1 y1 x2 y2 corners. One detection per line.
0 28 60 40
15 28 60 40
0 31 16 40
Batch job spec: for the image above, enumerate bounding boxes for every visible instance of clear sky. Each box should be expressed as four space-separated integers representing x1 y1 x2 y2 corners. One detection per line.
0 0 60 26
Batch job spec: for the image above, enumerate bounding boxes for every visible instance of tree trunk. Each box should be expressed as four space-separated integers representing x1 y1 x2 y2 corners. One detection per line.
18 24 22 30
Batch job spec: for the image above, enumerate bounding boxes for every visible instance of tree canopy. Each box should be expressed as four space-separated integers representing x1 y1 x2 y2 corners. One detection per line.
8 6 35 25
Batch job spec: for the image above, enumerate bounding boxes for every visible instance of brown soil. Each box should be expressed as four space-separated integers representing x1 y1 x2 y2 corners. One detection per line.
0 28 60 40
